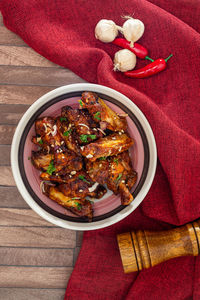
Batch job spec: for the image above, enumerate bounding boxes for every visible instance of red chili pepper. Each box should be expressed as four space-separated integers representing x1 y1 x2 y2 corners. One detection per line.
112 38 153 61
124 54 173 78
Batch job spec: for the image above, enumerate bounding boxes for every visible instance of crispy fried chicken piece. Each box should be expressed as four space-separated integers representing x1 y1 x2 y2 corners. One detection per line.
81 92 127 131
80 133 134 162
61 106 102 144
42 183 93 220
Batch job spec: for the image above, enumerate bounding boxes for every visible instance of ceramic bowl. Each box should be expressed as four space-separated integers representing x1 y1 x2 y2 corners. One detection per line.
11 83 157 230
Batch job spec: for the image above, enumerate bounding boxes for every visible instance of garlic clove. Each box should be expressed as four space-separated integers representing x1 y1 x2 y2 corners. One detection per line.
122 17 145 47
114 49 136 72
95 19 119 43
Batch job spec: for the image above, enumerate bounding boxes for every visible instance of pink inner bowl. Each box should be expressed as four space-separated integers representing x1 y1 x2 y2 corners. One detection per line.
23 96 145 219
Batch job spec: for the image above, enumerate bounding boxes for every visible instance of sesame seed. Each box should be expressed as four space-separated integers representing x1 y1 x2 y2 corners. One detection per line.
71 171 76 175
69 175 72 178
121 180 125 183
79 189 83 192
61 141 65 145
119 132 122 135
99 164 102 167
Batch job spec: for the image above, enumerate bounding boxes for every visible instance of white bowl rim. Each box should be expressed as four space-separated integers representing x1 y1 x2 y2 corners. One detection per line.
11 83 157 231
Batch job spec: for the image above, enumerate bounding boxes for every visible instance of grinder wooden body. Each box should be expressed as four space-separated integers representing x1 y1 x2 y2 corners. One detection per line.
117 219 200 273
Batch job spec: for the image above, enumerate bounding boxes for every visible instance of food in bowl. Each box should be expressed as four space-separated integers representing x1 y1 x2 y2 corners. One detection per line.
30 91 137 221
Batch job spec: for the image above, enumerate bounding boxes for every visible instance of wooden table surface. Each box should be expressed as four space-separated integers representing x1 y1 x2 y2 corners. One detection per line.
0 13 85 300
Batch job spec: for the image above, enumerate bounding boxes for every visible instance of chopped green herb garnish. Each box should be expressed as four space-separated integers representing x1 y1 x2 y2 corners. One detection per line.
99 157 107 161
80 134 96 143
63 129 72 137
94 111 101 121
28 157 31 160
89 134 96 140
47 160 56 175
74 201 82 211
71 197 80 200
78 175 90 184
78 100 83 107
38 139 43 145
60 117 67 122
114 158 119 165
116 173 122 183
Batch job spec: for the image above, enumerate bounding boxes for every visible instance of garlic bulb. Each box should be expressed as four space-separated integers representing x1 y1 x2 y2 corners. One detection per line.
122 17 144 47
95 19 118 43
114 49 136 72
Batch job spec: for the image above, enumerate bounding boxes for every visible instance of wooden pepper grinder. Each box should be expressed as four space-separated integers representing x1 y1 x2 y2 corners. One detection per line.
117 219 200 273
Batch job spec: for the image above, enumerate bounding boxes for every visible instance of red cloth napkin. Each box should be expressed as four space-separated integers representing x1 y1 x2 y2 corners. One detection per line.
1 0 200 298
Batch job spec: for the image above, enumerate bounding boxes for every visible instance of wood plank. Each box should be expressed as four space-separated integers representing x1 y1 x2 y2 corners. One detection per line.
0 208 56 226
0 186 28 208
0 266 72 288
0 247 73 266
0 124 15 144
0 145 10 165
0 45 56 67
0 227 76 248
73 247 81 266
0 288 65 300
0 26 27 46
0 166 15 186
0 65 85 86
0 85 53 105
76 231 83 247
0 104 29 124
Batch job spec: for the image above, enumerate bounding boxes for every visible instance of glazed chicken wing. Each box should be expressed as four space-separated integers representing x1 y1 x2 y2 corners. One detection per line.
43 183 93 220
56 118 80 155
107 152 137 205
81 92 127 131
41 170 107 199
54 149 83 174
85 158 109 185
32 117 63 149
61 106 102 144
80 133 134 162
31 151 53 171
86 151 137 205
32 149 83 174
